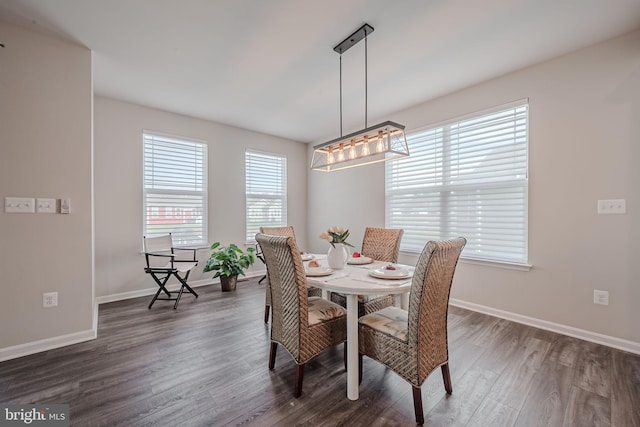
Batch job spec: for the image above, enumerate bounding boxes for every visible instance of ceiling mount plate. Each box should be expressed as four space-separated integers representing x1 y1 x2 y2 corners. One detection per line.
333 23 374 54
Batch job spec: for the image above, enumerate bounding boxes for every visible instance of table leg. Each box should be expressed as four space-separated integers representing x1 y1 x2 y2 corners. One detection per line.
401 292 409 310
322 289 330 300
346 294 359 400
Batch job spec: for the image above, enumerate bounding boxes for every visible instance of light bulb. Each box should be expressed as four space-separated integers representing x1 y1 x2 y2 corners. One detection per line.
376 130 384 153
349 139 356 159
338 143 345 161
362 135 370 156
328 146 334 164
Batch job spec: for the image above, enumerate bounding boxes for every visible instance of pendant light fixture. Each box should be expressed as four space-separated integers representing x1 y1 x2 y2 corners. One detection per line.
311 23 409 172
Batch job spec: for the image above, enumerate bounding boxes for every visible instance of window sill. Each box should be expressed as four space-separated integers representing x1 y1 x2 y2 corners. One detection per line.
399 251 531 271
459 256 532 271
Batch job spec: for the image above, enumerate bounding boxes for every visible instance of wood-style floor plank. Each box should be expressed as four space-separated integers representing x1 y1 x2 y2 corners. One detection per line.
514 355 574 427
563 385 611 427
611 349 640 427
1 278 639 426
574 340 612 398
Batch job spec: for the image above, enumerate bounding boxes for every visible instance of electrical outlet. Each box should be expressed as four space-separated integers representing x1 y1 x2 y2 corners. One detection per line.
43 292 58 308
593 289 609 306
597 199 626 214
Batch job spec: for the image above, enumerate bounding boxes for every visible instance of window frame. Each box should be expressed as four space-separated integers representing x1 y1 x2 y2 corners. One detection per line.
245 149 288 243
142 131 208 247
385 99 530 268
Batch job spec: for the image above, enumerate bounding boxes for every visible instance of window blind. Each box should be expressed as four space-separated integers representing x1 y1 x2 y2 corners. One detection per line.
245 150 287 242
386 102 528 264
143 133 208 246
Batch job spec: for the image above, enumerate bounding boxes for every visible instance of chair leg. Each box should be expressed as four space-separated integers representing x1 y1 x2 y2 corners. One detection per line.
269 342 278 370
177 271 199 297
264 304 270 324
294 364 305 398
412 386 424 426
158 274 171 297
441 363 453 394
173 273 198 309
174 284 185 309
148 274 171 309
343 344 347 370
148 287 164 309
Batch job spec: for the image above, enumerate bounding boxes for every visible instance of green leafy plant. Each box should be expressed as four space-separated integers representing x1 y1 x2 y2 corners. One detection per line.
203 242 256 278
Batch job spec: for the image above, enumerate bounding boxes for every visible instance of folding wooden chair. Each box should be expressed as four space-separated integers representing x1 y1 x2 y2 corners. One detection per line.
143 233 199 309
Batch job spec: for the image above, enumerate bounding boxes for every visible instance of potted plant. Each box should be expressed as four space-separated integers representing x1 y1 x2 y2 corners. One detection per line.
203 242 256 291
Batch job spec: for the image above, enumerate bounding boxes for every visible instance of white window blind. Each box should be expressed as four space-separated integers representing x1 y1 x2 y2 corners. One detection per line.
245 150 287 242
386 101 528 264
143 133 208 246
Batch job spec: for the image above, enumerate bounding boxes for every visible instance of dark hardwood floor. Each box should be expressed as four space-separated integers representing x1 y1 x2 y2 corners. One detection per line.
1 278 639 426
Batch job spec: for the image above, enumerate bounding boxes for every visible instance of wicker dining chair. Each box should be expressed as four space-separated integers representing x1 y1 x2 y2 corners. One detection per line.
358 238 466 426
259 226 322 323
255 233 347 398
331 227 404 316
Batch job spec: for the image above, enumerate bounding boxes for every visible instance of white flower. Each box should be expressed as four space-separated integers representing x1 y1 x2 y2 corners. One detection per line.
319 232 332 241
320 226 353 248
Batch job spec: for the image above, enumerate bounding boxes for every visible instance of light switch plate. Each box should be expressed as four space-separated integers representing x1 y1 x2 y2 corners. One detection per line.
5 197 35 213
36 198 56 213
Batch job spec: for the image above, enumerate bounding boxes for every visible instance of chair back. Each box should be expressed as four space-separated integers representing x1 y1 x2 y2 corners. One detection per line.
255 233 308 359
361 227 404 262
143 234 173 268
144 234 172 253
407 238 466 382
259 226 296 240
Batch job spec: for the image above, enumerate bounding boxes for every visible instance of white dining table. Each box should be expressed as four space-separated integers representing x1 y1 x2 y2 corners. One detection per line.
305 255 414 400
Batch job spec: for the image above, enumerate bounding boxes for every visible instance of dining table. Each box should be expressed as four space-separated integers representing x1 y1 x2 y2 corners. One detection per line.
304 254 414 400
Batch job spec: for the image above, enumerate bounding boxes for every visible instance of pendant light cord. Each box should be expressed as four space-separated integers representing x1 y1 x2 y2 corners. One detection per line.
339 54 343 137
364 30 368 128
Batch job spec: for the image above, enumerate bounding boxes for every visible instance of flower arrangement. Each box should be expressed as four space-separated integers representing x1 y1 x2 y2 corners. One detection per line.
319 226 354 248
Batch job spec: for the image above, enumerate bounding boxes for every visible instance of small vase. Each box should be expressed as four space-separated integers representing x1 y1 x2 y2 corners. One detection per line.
327 243 349 270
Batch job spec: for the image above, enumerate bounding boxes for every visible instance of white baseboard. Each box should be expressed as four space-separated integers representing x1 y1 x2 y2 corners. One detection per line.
0 328 97 363
450 298 640 355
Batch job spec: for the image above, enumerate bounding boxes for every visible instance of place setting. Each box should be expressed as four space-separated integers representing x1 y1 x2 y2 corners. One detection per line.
346 251 373 265
358 263 413 286
304 259 333 277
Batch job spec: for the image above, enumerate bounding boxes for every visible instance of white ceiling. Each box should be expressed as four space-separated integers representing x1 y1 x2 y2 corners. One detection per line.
2 0 640 143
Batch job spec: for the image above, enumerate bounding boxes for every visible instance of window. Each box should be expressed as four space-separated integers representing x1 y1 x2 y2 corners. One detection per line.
245 150 287 242
386 101 528 264
143 132 207 246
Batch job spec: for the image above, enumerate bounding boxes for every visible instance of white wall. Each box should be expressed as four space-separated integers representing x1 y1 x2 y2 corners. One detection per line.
94 96 308 298
308 30 640 345
0 23 94 350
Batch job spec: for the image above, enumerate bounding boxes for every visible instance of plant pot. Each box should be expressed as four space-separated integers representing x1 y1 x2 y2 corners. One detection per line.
220 275 238 292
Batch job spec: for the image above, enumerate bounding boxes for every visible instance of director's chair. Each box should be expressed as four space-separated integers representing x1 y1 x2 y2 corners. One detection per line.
143 233 199 309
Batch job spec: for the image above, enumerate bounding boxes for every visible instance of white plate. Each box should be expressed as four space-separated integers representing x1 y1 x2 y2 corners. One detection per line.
301 253 315 261
369 268 412 280
347 256 373 265
305 267 333 277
